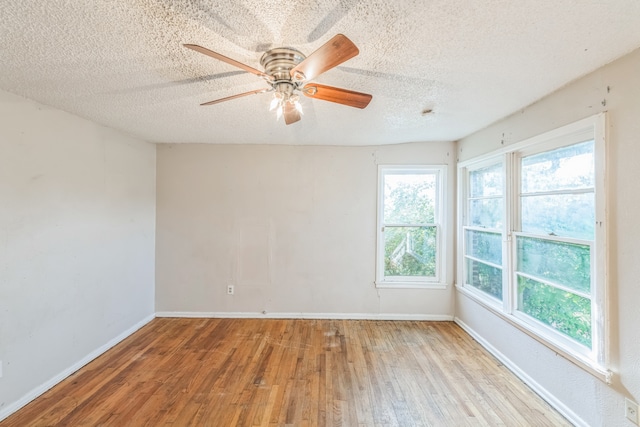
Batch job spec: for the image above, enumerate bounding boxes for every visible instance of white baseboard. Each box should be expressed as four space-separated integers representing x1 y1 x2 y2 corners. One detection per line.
0 314 155 423
155 311 454 321
454 317 588 427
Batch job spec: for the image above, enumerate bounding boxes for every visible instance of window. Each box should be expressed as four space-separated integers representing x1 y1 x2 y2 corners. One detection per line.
463 160 505 301
458 114 607 375
515 140 595 350
376 166 446 288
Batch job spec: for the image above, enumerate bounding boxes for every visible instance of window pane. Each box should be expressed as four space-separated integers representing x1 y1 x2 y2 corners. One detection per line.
469 198 503 229
466 258 502 300
465 229 502 265
470 163 503 197
384 226 436 277
518 276 591 347
516 236 590 293
384 173 436 224
521 193 594 239
521 140 594 193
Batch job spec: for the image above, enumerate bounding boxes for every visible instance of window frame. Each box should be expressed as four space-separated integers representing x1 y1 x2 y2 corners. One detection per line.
456 113 609 382
460 157 507 307
376 165 447 289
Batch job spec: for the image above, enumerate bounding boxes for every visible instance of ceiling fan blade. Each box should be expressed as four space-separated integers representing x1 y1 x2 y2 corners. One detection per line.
283 102 301 125
290 34 359 81
184 44 273 81
200 88 270 106
302 83 372 109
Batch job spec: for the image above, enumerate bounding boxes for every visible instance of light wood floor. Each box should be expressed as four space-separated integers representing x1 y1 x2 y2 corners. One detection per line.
1 318 571 426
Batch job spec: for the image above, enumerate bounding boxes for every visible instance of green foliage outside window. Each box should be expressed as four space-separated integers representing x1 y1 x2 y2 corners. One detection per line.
465 229 503 299
384 174 435 224
465 258 502 299
382 173 437 278
518 276 592 347
517 237 590 293
384 227 436 276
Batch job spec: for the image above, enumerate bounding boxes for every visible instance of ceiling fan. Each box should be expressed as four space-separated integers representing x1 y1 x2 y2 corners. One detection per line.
184 34 373 125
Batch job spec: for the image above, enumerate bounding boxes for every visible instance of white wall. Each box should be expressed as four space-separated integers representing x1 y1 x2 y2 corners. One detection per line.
156 142 455 318
0 90 156 419
456 48 640 426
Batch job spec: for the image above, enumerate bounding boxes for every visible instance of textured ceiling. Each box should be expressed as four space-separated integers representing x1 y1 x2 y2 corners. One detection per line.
1 0 640 145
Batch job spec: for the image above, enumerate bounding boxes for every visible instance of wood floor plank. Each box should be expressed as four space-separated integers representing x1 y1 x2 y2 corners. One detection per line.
1 319 572 427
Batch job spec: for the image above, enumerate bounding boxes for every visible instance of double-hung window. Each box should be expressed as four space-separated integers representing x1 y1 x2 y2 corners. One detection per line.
458 114 607 376
515 140 596 351
376 165 446 288
463 160 505 301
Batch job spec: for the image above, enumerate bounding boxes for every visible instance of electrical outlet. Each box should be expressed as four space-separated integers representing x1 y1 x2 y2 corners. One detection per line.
626 398 639 425
227 285 234 295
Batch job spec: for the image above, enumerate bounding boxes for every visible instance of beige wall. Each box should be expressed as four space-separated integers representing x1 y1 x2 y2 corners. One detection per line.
0 90 156 418
456 48 640 426
156 142 456 318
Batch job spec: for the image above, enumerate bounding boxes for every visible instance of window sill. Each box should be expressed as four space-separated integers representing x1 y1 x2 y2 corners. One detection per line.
455 284 613 385
376 281 447 289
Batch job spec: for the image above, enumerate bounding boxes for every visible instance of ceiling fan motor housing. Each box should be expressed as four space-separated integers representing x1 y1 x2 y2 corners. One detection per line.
260 47 306 84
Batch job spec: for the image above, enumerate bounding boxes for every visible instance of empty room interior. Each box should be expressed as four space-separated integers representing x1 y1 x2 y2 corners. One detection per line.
1 1 640 426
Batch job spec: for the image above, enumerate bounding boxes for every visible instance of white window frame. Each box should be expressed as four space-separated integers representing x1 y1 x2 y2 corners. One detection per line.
460 157 507 309
456 114 609 382
376 165 447 289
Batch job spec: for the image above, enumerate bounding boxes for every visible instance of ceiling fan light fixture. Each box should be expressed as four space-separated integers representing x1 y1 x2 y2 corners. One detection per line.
271 97 303 120
269 82 301 119
269 97 280 111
